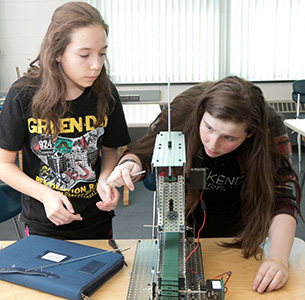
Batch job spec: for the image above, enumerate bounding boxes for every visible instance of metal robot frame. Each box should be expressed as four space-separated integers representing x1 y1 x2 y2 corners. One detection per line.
126 129 225 300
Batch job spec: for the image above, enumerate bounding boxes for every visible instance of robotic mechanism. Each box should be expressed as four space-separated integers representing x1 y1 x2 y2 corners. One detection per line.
127 129 225 300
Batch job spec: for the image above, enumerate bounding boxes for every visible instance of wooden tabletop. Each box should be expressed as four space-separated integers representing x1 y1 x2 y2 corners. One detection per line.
0 238 304 299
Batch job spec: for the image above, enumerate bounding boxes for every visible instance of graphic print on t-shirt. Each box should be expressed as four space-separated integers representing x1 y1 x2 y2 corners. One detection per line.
31 126 104 195
204 166 243 191
194 148 243 193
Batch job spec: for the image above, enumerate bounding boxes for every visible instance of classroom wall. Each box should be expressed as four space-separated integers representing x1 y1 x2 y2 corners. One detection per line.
0 0 294 102
0 0 87 93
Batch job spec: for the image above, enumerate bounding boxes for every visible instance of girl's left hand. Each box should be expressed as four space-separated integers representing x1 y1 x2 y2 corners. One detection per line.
96 178 120 211
252 257 288 293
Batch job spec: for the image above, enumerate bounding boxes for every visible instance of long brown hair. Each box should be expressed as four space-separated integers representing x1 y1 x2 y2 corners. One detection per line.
15 2 112 137
126 76 302 258
185 76 303 258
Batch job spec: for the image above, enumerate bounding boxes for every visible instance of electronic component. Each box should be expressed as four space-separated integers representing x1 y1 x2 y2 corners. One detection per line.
190 168 206 190
206 280 225 300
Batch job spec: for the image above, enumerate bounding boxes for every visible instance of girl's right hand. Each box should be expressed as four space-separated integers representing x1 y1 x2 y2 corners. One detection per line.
107 161 142 191
41 190 82 226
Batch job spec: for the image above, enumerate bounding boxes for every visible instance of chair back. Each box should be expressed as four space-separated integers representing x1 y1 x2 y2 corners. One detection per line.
143 173 156 191
292 80 305 103
292 80 305 118
0 183 22 223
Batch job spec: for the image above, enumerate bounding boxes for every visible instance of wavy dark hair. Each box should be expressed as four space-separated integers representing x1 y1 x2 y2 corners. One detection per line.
14 2 112 137
126 76 303 258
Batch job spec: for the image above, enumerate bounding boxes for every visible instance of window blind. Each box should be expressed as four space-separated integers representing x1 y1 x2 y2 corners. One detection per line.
90 0 305 83
228 0 305 81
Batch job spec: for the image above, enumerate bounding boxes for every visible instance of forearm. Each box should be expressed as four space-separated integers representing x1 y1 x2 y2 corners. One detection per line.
253 213 295 293
0 150 82 225
118 153 143 169
99 147 120 181
95 147 121 211
123 133 156 173
0 162 52 203
267 213 296 266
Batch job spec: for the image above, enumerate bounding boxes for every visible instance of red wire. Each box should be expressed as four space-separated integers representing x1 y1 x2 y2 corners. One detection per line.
185 191 206 267
213 271 232 290
184 192 232 291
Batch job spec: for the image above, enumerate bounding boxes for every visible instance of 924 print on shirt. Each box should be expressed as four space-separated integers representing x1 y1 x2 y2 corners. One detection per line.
29 116 106 199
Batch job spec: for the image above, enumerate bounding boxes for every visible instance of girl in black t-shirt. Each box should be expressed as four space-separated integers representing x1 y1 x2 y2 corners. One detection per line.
0 2 130 240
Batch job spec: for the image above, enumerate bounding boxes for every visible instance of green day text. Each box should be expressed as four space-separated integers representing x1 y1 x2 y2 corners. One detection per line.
28 115 108 134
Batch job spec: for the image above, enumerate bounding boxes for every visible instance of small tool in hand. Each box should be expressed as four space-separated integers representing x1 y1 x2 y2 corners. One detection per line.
130 170 146 177
108 238 128 266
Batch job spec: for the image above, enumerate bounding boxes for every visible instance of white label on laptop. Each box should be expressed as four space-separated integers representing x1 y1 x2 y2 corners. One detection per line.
41 252 68 263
